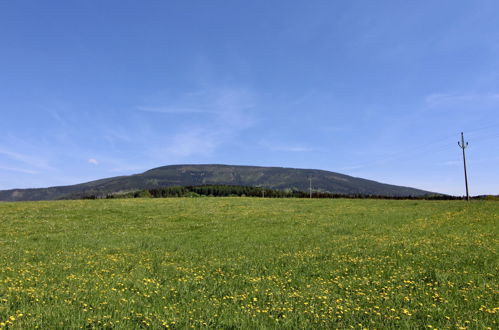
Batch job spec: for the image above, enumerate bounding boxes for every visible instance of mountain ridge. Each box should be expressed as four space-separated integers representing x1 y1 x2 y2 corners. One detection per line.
0 164 437 201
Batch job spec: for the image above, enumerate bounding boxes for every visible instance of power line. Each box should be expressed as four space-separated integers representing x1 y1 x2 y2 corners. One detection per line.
340 138 456 171
465 122 499 135
470 131 499 143
339 123 498 172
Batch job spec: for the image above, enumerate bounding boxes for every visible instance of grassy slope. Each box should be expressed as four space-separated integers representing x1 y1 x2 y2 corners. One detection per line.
0 198 497 329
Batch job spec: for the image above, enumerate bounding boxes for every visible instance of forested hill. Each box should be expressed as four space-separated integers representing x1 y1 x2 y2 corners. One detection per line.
0 164 435 201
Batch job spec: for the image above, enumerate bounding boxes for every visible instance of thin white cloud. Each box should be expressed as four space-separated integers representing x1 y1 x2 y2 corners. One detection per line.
0 148 53 170
139 86 257 159
138 87 255 125
319 125 348 133
0 148 38 163
165 130 219 157
425 92 499 108
337 164 367 171
48 109 67 126
0 165 38 175
88 158 99 165
104 129 133 143
108 166 149 173
438 160 461 166
137 106 214 114
260 140 316 152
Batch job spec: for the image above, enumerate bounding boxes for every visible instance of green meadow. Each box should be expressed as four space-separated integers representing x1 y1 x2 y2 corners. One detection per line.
0 198 497 329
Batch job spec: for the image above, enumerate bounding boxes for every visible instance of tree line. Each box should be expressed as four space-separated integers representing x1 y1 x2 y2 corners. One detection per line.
74 184 498 200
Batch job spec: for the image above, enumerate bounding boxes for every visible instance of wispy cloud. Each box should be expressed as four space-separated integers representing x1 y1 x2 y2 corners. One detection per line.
86 156 151 174
48 108 68 126
139 86 257 158
137 106 214 114
0 165 38 175
425 92 499 108
319 125 348 133
260 140 316 152
108 165 149 173
102 129 133 149
0 148 53 171
87 158 99 165
337 164 367 171
165 129 219 157
438 160 461 166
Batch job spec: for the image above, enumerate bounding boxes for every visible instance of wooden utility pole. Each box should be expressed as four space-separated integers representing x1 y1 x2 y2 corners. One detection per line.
458 132 470 201
309 177 312 199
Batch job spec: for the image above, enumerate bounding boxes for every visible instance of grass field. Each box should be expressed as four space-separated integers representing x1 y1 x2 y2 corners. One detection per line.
0 198 497 329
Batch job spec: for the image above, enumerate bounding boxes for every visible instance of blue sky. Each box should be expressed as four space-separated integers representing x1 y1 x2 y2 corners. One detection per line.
1 1 498 195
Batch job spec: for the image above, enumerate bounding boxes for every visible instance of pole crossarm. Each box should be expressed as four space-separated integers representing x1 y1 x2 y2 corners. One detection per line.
458 141 468 149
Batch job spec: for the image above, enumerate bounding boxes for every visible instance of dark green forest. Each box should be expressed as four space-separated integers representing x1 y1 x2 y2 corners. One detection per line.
74 185 491 200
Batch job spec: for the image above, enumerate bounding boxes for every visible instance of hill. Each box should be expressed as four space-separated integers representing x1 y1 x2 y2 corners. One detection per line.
0 164 435 201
